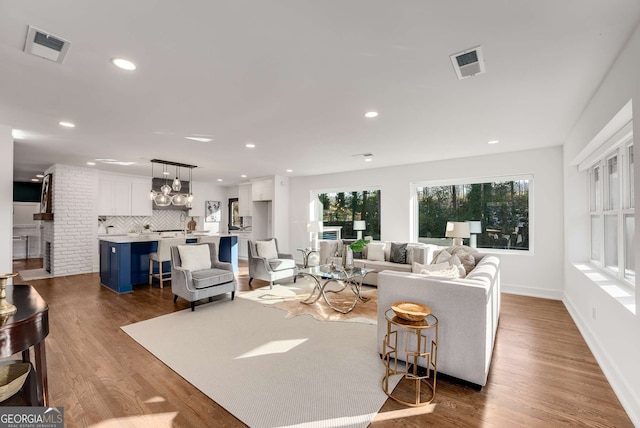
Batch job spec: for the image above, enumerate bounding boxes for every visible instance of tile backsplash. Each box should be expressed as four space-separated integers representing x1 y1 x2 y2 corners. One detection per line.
101 210 202 233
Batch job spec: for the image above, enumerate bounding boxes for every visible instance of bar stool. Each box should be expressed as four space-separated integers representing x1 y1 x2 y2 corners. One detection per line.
149 237 187 288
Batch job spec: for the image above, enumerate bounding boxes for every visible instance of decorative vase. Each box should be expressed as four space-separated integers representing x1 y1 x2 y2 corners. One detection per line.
0 273 18 318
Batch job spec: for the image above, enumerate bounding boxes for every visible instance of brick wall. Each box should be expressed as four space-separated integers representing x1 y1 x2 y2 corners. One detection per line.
46 164 99 277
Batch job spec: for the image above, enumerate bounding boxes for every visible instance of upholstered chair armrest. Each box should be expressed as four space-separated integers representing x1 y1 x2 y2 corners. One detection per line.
252 255 273 274
213 260 233 272
173 266 196 292
277 252 293 260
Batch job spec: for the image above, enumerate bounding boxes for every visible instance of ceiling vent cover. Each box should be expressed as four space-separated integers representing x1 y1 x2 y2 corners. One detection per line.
23 26 71 64
450 45 485 80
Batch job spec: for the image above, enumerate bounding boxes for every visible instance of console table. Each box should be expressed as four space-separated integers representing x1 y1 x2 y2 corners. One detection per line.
0 284 49 406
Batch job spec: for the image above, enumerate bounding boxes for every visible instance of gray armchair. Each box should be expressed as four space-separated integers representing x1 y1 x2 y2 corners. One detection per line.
170 243 237 311
248 238 297 288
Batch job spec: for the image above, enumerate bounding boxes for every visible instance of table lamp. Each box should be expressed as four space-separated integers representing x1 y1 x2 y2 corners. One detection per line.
307 221 323 249
353 220 366 240
467 221 482 248
445 221 470 246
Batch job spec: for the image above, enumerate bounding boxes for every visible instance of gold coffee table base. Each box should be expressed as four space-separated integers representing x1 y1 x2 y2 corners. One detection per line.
382 308 438 407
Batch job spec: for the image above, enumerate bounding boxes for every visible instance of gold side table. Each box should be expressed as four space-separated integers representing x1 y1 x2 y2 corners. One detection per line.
382 308 438 407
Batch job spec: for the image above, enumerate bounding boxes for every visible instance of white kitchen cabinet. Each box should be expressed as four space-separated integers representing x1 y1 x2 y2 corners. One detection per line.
98 180 130 215
251 178 273 201
98 173 151 216
234 231 251 259
131 181 153 216
238 183 252 217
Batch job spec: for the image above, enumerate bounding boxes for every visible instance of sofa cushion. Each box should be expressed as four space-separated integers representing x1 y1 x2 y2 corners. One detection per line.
365 260 412 273
178 244 211 272
447 246 477 274
191 268 235 289
256 240 278 260
268 258 296 271
390 242 408 264
432 249 453 264
367 242 386 261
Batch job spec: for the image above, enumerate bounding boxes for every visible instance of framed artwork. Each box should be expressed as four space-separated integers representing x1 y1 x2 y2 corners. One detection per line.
205 200 221 223
40 173 53 214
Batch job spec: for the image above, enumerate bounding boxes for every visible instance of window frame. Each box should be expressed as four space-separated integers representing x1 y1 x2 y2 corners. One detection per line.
588 136 634 286
411 174 534 254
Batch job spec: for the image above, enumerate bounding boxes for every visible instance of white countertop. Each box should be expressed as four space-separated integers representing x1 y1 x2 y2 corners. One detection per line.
99 233 222 244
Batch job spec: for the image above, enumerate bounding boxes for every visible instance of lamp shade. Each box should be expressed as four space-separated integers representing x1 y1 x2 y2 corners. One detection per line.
353 220 366 231
307 221 323 233
467 221 482 234
445 221 470 238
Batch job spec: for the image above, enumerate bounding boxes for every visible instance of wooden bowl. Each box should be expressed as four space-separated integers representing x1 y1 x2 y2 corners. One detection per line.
391 301 431 321
0 363 31 402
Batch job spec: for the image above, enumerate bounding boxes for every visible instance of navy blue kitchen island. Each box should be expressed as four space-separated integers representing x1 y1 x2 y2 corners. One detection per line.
99 234 237 293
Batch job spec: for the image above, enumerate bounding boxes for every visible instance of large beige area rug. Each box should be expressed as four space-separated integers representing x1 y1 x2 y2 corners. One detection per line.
238 280 378 325
121 295 398 428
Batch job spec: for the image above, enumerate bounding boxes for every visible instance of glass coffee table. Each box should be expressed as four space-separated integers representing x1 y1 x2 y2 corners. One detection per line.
298 263 375 314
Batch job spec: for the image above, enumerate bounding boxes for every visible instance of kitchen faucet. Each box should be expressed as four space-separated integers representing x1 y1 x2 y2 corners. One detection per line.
180 211 187 235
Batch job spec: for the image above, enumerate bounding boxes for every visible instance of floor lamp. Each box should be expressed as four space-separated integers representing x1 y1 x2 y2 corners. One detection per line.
353 220 366 240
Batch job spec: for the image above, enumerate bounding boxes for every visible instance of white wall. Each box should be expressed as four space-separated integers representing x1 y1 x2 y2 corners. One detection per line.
563 23 640 425
289 145 564 298
190 180 232 234
0 125 13 277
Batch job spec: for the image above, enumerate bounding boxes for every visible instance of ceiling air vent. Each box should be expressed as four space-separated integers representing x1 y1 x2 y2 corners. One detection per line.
450 45 485 80
23 26 71 64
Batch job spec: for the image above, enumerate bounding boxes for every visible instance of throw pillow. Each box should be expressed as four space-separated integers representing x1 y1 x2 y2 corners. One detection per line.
256 240 278 260
178 244 211 272
432 249 452 265
448 255 467 278
367 242 386 261
448 245 477 274
412 261 449 273
390 242 408 264
419 264 461 278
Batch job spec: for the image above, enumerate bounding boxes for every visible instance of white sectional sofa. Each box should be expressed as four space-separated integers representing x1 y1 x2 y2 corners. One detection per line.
318 239 437 286
377 253 501 388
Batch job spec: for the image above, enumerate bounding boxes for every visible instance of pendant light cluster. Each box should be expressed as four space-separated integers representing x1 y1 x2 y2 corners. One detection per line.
148 159 197 208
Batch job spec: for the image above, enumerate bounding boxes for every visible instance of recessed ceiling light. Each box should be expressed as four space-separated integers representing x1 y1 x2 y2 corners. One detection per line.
241 174 247 178
111 58 137 71
217 178 223 182
11 129 25 139
488 140 499 145
364 158 373 162
36 174 44 178
86 162 96 166
185 136 214 143
59 121 75 128
31 178 39 182
286 169 293 173
364 111 378 118
245 143 256 148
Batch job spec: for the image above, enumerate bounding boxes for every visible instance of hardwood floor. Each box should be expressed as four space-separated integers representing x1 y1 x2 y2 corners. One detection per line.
12 258 632 427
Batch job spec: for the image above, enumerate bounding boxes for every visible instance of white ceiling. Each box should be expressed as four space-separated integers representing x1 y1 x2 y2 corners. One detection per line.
2 1 639 185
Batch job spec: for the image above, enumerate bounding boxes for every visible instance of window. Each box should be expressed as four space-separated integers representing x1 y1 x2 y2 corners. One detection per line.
317 190 381 240
415 177 531 251
589 139 634 284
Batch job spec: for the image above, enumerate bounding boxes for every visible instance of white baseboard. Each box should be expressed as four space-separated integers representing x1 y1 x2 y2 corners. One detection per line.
563 294 640 427
501 282 563 300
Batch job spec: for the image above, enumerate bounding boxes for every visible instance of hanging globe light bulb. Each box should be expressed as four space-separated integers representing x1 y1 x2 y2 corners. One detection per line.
172 193 187 206
154 193 172 207
172 166 182 191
